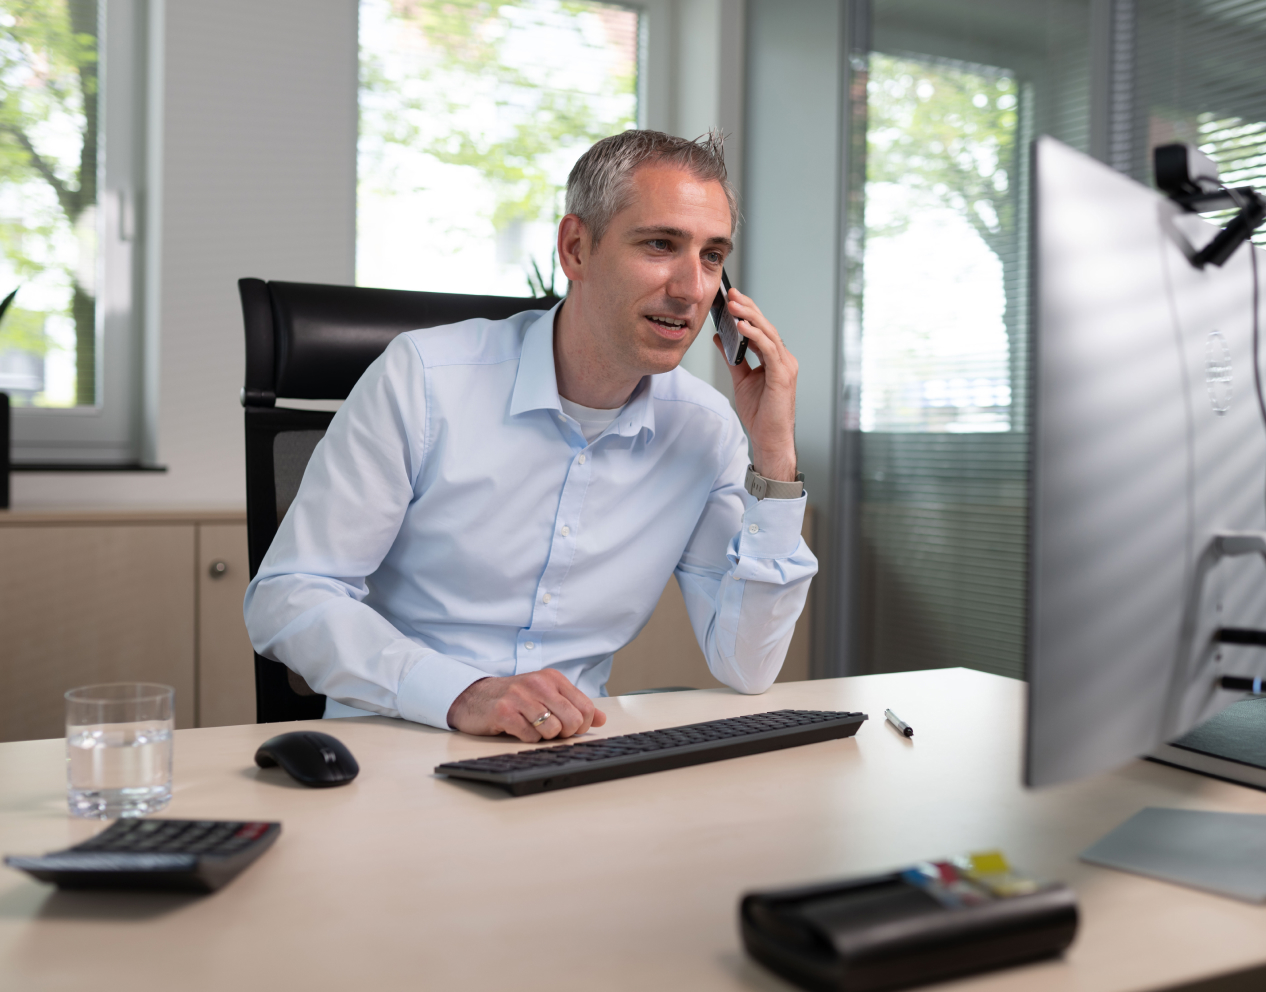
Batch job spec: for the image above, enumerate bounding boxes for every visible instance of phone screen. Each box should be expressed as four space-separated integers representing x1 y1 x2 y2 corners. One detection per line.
711 269 748 366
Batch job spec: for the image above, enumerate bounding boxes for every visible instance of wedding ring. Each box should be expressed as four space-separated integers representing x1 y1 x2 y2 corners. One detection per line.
531 710 552 728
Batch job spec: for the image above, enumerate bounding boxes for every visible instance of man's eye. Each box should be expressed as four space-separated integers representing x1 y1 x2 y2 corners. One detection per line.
704 250 724 264
647 239 670 251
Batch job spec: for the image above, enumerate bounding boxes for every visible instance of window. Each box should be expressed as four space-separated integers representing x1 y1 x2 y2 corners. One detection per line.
0 0 98 409
357 0 640 298
861 54 1018 435
0 0 146 465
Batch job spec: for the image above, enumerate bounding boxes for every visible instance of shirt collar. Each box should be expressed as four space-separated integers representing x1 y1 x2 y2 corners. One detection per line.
509 302 657 441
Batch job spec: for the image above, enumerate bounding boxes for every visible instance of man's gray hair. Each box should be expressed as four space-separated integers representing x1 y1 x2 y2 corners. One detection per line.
565 129 738 242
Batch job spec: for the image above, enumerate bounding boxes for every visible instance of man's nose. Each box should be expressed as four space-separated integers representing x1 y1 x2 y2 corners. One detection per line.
665 255 711 306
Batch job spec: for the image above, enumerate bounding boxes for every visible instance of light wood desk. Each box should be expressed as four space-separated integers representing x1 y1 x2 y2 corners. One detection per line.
1 668 1265 992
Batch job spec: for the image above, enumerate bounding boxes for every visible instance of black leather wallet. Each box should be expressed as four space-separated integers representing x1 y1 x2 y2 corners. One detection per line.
740 854 1078 992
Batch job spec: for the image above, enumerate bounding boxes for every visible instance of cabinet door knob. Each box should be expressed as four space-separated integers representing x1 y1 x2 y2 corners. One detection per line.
208 560 228 579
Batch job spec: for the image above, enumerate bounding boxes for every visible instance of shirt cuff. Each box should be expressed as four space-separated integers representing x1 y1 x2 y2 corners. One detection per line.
395 654 493 730
737 491 808 559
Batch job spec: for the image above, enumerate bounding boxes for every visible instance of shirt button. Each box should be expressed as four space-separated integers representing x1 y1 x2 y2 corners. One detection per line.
578 453 586 465
525 641 535 650
748 524 759 534
560 525 570 537
542 593 551 604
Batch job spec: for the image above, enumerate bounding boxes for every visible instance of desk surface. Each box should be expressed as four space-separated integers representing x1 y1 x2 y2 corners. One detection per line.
1 669 1265 992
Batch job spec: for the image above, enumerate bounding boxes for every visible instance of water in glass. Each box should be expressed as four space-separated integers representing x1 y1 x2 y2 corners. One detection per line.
67 721 173 818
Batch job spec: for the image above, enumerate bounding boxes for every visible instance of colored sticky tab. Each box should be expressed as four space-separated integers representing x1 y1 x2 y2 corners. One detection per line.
983 875 1040 897
961 850 1040 897
904 850 1042 906
969 850 1010 875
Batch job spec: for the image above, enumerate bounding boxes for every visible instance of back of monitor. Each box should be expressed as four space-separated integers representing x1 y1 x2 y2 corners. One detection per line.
1026 136 1266 788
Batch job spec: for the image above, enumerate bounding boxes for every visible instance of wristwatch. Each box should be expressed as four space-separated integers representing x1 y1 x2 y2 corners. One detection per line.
744 465 805 500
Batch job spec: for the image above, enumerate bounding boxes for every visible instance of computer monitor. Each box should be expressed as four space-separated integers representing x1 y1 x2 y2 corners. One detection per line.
1025 136 1266 788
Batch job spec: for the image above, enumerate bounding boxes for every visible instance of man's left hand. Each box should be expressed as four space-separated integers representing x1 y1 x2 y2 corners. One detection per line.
712 288 798 482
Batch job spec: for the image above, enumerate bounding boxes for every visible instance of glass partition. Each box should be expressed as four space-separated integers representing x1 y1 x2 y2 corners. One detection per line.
850 0 1266 681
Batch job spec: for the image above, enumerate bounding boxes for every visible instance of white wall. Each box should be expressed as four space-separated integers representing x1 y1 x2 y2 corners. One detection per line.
13 0 357 508
744 0 842 507
744 0 845 676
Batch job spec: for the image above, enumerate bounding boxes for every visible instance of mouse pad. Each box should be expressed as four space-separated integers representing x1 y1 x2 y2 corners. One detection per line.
1081 807 1266 903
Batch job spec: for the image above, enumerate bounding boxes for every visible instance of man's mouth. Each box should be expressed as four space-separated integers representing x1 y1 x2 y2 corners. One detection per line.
646 315 689 337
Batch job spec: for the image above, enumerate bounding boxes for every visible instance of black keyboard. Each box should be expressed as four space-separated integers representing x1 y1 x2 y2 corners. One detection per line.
436 709 867 796
4 818 281 893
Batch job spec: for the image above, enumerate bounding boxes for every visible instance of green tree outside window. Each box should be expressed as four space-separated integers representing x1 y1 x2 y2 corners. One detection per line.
862 53 1020 433
0 0 98 407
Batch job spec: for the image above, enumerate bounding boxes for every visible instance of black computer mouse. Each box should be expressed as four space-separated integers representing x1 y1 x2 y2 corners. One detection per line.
254 731 359 788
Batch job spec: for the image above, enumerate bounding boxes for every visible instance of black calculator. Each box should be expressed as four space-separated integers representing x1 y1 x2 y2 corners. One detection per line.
4 818 281 893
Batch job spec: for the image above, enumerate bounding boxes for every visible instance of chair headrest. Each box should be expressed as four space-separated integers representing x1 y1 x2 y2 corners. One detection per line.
240 279 556 404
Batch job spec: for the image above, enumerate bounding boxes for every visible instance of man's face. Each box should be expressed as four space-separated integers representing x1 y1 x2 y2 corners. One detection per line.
573 164 733 377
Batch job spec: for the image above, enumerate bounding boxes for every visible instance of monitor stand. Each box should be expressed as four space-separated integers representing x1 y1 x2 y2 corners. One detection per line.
1078 702 1266 902
1081 806 1266 902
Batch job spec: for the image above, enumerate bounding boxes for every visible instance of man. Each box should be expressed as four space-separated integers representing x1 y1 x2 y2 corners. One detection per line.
244 129 816 743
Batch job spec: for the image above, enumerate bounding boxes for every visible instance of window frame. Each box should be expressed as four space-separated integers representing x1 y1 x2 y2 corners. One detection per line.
9 0 148 468
635 0 670 131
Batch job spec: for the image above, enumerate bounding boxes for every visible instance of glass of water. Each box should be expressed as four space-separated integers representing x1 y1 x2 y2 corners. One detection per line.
65 683 174 819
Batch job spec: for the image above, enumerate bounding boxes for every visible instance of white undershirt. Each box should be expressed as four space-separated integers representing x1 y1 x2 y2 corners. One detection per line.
559 396 625 443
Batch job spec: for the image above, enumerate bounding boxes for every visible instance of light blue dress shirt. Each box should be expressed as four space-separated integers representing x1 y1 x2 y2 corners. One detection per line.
243 304 818 730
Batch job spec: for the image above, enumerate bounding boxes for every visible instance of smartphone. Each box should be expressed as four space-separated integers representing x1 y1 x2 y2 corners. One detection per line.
711 268 748 366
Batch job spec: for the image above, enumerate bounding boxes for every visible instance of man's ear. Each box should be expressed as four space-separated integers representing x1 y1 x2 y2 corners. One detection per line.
557 214 590 283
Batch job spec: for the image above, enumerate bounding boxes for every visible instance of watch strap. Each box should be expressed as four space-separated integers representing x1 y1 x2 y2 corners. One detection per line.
745 465 805 500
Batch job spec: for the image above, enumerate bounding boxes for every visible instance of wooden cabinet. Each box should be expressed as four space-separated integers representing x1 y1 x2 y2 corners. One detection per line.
196 524 256 729
0 510 252 743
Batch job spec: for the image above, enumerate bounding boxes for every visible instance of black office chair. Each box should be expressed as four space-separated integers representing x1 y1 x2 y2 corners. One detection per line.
239 278 557 723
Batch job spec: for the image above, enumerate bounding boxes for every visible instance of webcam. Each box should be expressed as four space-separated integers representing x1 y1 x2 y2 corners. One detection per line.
1154 142 1265 269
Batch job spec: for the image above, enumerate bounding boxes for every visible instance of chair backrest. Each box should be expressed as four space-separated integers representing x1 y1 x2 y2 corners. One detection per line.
240 278 557 723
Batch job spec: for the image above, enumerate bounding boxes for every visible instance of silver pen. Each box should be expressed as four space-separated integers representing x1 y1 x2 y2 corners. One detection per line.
885 709 913 738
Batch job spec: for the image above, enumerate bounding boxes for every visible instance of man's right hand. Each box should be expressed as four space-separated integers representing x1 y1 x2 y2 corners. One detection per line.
447 669 607 742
